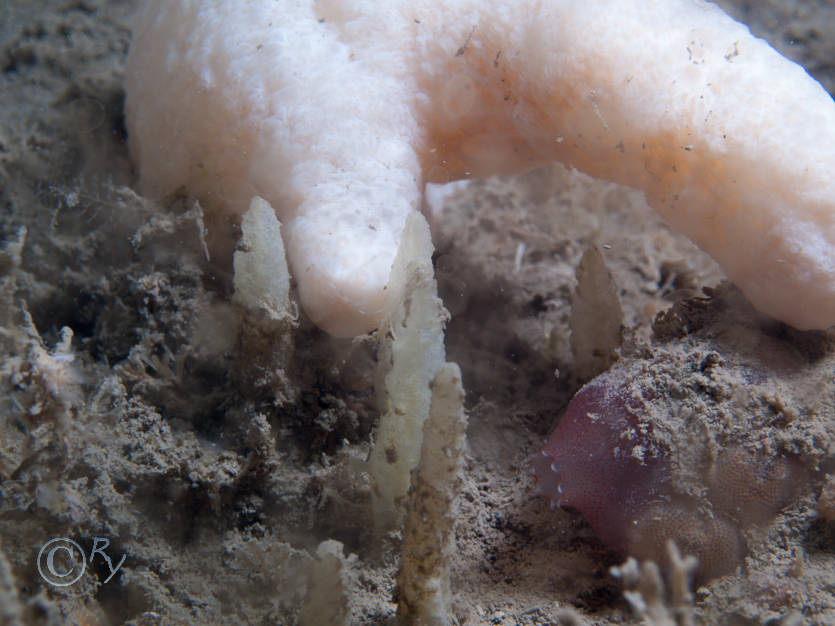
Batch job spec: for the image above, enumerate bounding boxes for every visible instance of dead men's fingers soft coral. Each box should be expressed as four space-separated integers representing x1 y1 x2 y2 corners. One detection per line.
125 0 835 336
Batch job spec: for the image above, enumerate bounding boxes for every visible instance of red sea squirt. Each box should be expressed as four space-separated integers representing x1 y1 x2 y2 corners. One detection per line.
532 374 671 553
532 359 811 581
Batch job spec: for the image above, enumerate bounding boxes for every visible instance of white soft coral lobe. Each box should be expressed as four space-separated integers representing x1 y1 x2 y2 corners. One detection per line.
126 0 835 334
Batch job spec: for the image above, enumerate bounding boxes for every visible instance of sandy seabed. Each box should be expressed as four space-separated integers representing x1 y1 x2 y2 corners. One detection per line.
1 1 834 624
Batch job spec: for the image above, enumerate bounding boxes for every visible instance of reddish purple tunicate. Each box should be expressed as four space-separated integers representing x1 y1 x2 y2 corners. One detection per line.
532 364 809 581
532 372 670 552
